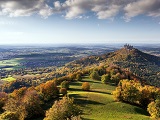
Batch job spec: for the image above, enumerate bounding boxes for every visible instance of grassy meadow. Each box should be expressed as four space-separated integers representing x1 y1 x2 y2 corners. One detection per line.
68 76 150 120
0 58 23 70
1 76 16 82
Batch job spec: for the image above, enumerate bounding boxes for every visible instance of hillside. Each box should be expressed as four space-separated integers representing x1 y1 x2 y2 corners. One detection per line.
68 76 150 120
67 45 160 86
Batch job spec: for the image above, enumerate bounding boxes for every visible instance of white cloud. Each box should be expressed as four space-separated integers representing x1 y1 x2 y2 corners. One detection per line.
0 0 51 18
96 5 120 19
124 0 160 21
0 0 160 21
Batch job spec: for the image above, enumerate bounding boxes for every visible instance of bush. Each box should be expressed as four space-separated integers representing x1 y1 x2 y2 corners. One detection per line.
61 81 69 90
82 82 90 91
90 71 100 80
59 88 67 95
147 99 160 119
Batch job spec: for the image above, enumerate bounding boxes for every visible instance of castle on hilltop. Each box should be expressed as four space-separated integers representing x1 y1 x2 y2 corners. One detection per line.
124 44 134 50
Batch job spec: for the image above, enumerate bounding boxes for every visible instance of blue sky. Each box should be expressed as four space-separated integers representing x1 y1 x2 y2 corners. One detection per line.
0 0 160 44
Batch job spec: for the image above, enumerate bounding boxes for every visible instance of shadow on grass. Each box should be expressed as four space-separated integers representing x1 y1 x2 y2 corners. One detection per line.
69 94 104 106
70 82 82 86
76 99 105 106
134 107 149 116
82 79 100 84
90 90 112 95
81 117 94 120
69 88 83 92
69 93 87 99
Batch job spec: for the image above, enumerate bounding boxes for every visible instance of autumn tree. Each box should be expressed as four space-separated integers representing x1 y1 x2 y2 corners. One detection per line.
0 112 19 120
90 71 100 80
44 97 81 120
22 89 43 119
101 74 110 84
147 99 160 119
113 79 141 104
36 81 59 101
76 74 82 81
139 85 160 107
61 81 70 90
3 98 27 120
0 92 8 112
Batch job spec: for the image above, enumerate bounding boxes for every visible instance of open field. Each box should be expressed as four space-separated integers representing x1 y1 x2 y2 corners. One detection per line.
68 76 150 120
1 76 16 82
0 58 23 70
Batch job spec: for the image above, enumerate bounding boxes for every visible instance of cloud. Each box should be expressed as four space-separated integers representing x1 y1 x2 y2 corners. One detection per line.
0 0 160 21
0 0 52 18
124 0 160 21
95 5 120 19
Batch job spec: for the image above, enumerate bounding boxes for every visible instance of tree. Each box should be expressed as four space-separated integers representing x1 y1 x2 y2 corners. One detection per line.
101 74 110 84
59 88 67 96
82 82 90 91
61 81 70 90
22 89 44 119
44 97 81 120
0 112 19 120
36 81 59 101
113 79 141 104
147 99 160 119
76 74 82 81
3 98 27 120
4 89 43 119
90 71 100 80
0 92 8 112
139 85 160 108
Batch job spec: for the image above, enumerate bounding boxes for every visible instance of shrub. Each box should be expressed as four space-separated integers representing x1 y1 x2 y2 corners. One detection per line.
82 82 90 91
61 81 70 90
59 88 67 95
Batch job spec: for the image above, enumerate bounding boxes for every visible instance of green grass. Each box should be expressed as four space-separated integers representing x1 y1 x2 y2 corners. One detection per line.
68 76 150 120
2 76 16 82
0 58 23 70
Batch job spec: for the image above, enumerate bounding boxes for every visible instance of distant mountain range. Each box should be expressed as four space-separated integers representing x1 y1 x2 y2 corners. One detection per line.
67 45 160 86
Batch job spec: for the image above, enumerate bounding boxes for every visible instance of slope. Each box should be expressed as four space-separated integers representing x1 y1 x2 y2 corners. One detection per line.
67 45 160 86
68 76 150 120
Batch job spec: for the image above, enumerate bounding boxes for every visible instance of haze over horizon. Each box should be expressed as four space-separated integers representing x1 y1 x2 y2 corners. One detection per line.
0 0 160 44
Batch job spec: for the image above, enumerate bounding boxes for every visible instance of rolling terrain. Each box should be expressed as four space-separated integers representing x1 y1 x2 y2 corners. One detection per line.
68 76 150 120
67 45 160 86
0 45 159 120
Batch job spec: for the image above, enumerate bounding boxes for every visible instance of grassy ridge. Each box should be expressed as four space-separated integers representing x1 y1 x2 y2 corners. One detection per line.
68 76 150 120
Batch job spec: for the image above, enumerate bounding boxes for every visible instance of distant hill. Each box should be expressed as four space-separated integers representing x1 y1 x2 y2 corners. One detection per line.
67 45 160 86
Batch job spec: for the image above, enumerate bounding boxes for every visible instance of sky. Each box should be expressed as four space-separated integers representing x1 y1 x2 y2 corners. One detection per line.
0 0 160 45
